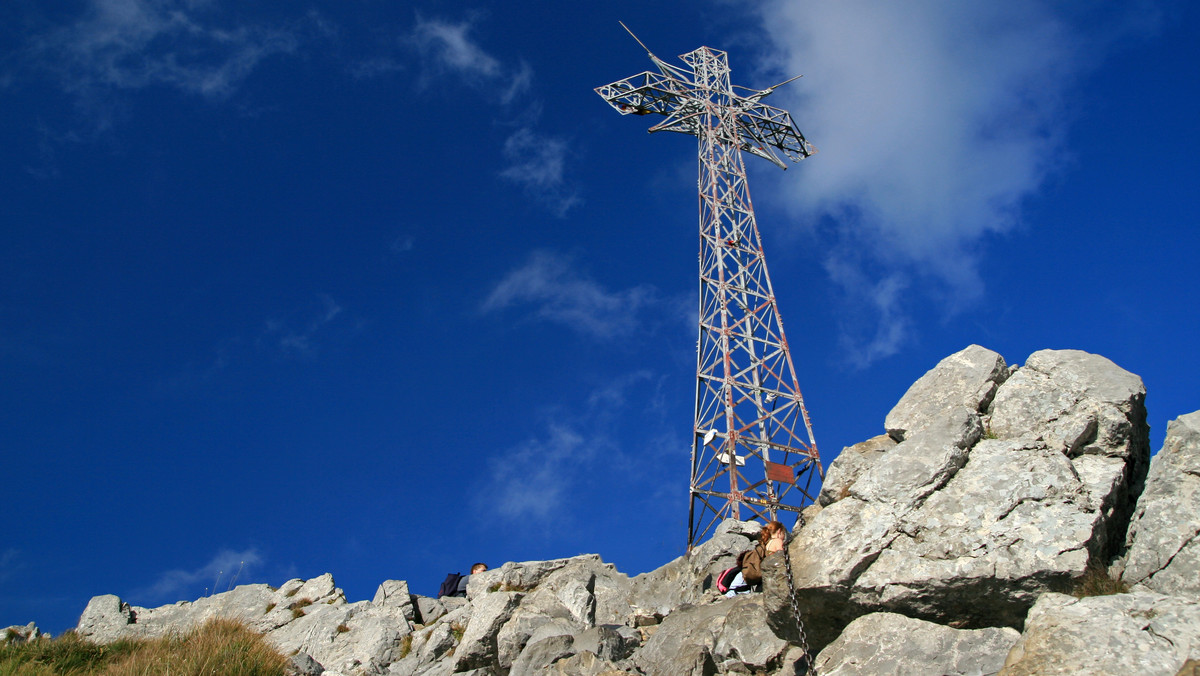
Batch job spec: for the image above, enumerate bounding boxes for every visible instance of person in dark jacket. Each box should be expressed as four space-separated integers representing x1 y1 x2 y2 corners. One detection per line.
453 562 488 597
740 521 786 585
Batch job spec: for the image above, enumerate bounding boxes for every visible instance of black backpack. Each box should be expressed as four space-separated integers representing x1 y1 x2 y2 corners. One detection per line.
438 572 464 598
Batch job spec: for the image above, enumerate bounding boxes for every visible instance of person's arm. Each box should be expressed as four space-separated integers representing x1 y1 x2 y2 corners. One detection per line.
455 574 470 597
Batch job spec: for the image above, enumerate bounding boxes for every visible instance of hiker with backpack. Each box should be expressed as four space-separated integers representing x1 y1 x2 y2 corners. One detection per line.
718 550 755 596
739 520 786 586
439 562 488 598
716 520 788 596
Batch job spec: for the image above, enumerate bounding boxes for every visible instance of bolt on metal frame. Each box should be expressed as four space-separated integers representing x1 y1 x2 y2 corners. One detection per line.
597 26 824 548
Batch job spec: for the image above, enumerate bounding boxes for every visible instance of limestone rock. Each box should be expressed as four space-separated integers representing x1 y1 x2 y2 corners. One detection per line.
990 350 1146 458
2 622 43 645
814 612 1019 676
764 347 1151 651
452 591 523 672
1000 592 1200 676
1122 410 1200 597
629 529 752 616
633 596 787 676
884 344 1009 441
76 594 137 643
819 434 897 506
372 580 415 623
542 650 626 676
509 634 575 676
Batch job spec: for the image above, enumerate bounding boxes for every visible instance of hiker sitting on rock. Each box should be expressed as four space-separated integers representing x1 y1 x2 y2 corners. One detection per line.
740 520 786 585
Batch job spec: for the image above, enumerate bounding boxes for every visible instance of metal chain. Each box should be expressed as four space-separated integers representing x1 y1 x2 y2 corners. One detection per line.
781 531 816 676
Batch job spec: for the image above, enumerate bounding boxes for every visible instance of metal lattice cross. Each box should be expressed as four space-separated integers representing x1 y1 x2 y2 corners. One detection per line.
597 25 823 548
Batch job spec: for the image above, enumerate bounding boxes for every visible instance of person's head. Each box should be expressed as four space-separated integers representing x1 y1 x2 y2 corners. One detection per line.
760 521 786 542
471 562 488 574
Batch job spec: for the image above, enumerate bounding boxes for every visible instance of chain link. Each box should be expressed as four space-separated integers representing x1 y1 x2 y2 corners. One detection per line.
781 529 816 676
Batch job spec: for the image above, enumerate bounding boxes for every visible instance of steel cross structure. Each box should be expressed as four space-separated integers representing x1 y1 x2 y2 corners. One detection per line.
597 27 823 548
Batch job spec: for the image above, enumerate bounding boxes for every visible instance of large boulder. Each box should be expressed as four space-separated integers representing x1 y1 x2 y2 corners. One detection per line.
813 612 1019 676
765 347 1150 651
1000 592 1200 676
1120 410 1200 597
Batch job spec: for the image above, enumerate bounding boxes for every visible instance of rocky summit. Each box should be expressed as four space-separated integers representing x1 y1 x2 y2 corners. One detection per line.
13 346 1199 675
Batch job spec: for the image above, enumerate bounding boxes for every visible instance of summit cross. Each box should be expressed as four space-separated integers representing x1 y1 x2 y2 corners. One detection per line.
596 25 824 548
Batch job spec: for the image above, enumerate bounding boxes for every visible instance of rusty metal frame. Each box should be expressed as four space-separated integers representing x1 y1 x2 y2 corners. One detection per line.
597 27 825 548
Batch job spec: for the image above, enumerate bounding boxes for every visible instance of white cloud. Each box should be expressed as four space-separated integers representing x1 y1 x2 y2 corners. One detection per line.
755 1 1158 364
29 0 304 104
407 14 577 215
481 250 658 339
499 128 580 216
138 548 262 602
407 15 528 101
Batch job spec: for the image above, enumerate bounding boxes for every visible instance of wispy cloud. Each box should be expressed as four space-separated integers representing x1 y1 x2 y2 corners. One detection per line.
499 128 581 216
476 371 661 523
262 294 343 359
481 250 661 339
28 0 309 105
137 548 262 602
406 14 578 215
756 1 1160 365
407 14 527 101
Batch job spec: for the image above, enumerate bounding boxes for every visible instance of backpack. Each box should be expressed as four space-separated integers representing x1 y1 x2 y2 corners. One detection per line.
716 566 747 594
438 572 464 598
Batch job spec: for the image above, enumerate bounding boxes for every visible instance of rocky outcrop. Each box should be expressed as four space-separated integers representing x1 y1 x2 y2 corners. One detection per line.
813 612 1019 676
999 592 1200 675
47 345 1200 675
71 527 771 676
1120 410 1200 597
765 347 1150 650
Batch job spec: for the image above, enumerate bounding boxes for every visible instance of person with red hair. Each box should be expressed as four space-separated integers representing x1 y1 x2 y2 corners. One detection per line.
740 521 786 585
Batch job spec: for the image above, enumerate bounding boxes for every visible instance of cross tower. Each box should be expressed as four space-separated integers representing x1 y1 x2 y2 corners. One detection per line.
596 26 823 547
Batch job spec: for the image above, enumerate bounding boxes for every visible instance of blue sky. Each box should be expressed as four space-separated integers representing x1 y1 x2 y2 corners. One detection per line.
2 0 1197 635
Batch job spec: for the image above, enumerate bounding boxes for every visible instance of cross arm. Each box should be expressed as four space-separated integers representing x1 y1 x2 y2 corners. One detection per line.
595 70 693 117
734 100 817 168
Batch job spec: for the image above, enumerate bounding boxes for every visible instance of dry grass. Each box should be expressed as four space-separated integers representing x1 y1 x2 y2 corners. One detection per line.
0 619 287 676
289 599 313 619
1073 564 1129 598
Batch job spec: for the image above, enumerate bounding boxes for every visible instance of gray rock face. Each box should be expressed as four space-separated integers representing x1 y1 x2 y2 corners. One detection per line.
1122 410 1200 597
452 591 523 672
2 622 44 645
629 529 753 617
819 434 897 506
372 580 415 623
765 347 1151 651
1000 592 1200 676
885 344 1010 441
814 612 1019 676
634 596 788 676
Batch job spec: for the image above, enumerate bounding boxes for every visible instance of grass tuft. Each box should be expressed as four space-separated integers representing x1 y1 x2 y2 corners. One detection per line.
397 634 413 659
289 599 313 619
1073 564 1129 598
